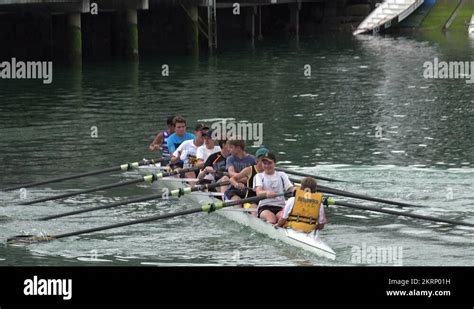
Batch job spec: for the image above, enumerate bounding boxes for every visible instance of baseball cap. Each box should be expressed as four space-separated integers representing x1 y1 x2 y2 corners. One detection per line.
261 152 276 163
202 129 215 138
195 123 210 131
255 147 269 158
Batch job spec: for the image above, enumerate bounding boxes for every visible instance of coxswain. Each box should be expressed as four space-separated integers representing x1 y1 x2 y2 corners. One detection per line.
276 177 327 232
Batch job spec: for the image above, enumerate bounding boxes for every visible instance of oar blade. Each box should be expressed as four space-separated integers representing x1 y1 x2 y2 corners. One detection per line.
6 234 55 245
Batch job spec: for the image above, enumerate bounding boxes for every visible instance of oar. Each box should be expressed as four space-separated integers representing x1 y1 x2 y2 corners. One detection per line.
39 181 230 220
7 192 292 245
288 177 426 208
19 166 201 206
2 158 167 192
276 167 345 183
326 198 474 228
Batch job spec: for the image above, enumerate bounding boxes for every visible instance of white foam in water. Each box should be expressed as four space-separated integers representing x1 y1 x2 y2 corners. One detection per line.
77 257 113 262
140 262 220 266
197 117 235 122
344 215 369 219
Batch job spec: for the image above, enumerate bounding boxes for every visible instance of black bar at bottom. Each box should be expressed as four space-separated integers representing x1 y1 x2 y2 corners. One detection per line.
0 267 471 306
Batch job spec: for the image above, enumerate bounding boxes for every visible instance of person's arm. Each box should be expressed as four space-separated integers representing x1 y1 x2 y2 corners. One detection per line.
149 131 164 151
229 166 250 190
255 174 276 198
276 198 293 227
226 157 238 178
317 201 326 230
282 173 295 192
198 156 212 179
170 143 183 164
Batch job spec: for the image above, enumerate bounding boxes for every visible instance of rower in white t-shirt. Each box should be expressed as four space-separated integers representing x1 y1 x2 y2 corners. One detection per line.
196 129 221 165
254 152 295 224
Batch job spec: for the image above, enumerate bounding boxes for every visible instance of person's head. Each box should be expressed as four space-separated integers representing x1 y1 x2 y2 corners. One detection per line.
300 177 317 193
166 115 175 133
227 138 246 156
194 123 209 145
261 152 277 173
255 147 269 169
202 129 216 149
218 138 231 157
173 115 187 137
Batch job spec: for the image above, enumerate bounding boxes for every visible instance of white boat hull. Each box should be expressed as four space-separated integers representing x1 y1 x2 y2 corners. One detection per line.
139 164 336 260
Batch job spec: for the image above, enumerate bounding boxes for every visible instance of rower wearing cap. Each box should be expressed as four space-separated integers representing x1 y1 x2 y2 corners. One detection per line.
227 147 268 213
196 129 221 165
148 115 175 159
255 152 295 224
276 177 327 232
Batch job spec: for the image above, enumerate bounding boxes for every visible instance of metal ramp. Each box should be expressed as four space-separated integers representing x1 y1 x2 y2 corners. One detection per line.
353 0 425 35
469 14 474 34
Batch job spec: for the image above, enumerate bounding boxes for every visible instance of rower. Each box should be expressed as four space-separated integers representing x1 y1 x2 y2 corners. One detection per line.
225 138 256 177
166 115 195 158
197 137 230 195
148 115 175 159
196 129 221 165
226 147 268 212
170 123 209 184
254 152 295 224
222 138 257 201
276 177 327 232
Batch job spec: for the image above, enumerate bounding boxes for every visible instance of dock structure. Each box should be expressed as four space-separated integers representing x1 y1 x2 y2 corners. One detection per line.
10 1 467 65
0 0 338 64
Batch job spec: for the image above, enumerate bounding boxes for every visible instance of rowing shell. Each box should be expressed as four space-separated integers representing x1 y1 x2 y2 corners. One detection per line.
139 164 336 261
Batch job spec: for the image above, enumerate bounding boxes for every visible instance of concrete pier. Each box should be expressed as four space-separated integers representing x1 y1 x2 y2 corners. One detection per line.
244 6 257 44
289 2 301 40
67 12 82 66
184 5 199 56
125 9 139 61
